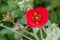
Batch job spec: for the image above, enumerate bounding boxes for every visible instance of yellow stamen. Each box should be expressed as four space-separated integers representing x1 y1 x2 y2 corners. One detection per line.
36 16 39 19
32 12 42 24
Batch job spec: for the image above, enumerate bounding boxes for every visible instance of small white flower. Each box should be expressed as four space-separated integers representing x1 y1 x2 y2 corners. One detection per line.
18 0 25 11
18 0 24 5
45 23 60 40
13 23 24 31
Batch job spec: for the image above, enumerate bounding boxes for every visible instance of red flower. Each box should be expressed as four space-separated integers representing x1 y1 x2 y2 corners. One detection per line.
26 7 49 28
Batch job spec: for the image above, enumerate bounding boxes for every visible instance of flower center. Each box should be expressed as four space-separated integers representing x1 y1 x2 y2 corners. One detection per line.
32 12 42 24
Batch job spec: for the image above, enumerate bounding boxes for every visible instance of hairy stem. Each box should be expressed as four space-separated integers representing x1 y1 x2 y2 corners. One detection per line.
0 24 33 40
42 27 47 35
33 28 39 40
40 29 43 40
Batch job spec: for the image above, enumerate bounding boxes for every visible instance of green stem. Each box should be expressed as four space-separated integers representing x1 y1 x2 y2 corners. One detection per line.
51 0 54 12
42 27 47 35
20 36 23 40
33 28 39 40
10 20 35 38
0 24 33 40
10 20 15 25
20 28 37 39
58 10 60 24
22 34 33 40
40 29 43 40
8 21 35 40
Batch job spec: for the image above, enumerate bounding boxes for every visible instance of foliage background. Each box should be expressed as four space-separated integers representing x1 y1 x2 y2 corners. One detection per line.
0 0 60 40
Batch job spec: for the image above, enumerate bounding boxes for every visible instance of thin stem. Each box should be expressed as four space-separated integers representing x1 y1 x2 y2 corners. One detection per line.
42 27 47 35
33 28 39 40
40 29 43 40
9 20 36 40
58 10 60 24
10 20 15 25
20 36 23 40
0 24 33 40
22 34 33 40
10 20 34 37
51 0 54 12
20 28 37 39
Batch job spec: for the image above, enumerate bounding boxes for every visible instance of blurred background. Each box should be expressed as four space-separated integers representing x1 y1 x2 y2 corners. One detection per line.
0 0 60 40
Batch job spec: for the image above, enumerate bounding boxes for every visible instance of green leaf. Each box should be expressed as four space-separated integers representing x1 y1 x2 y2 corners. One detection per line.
13 9 24 17
46 20 51 26
58 37 60 40
33 28 39 33
0 14 3 21
7 33 15 40
0 28 12 35
47 5 52 11
7 0 18 9
1 6 9 13
53 0 60 9
3 21 13 27
14 33 20 40
17 15 26 24
0 36 7 40
50 12 57 23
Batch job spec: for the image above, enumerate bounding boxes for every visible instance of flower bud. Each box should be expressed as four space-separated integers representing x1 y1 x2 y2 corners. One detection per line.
13 23 24 31
3 12 14 21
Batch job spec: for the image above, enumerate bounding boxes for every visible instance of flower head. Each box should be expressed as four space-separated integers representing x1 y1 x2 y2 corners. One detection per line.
26 7 49 28
3 12 14 21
